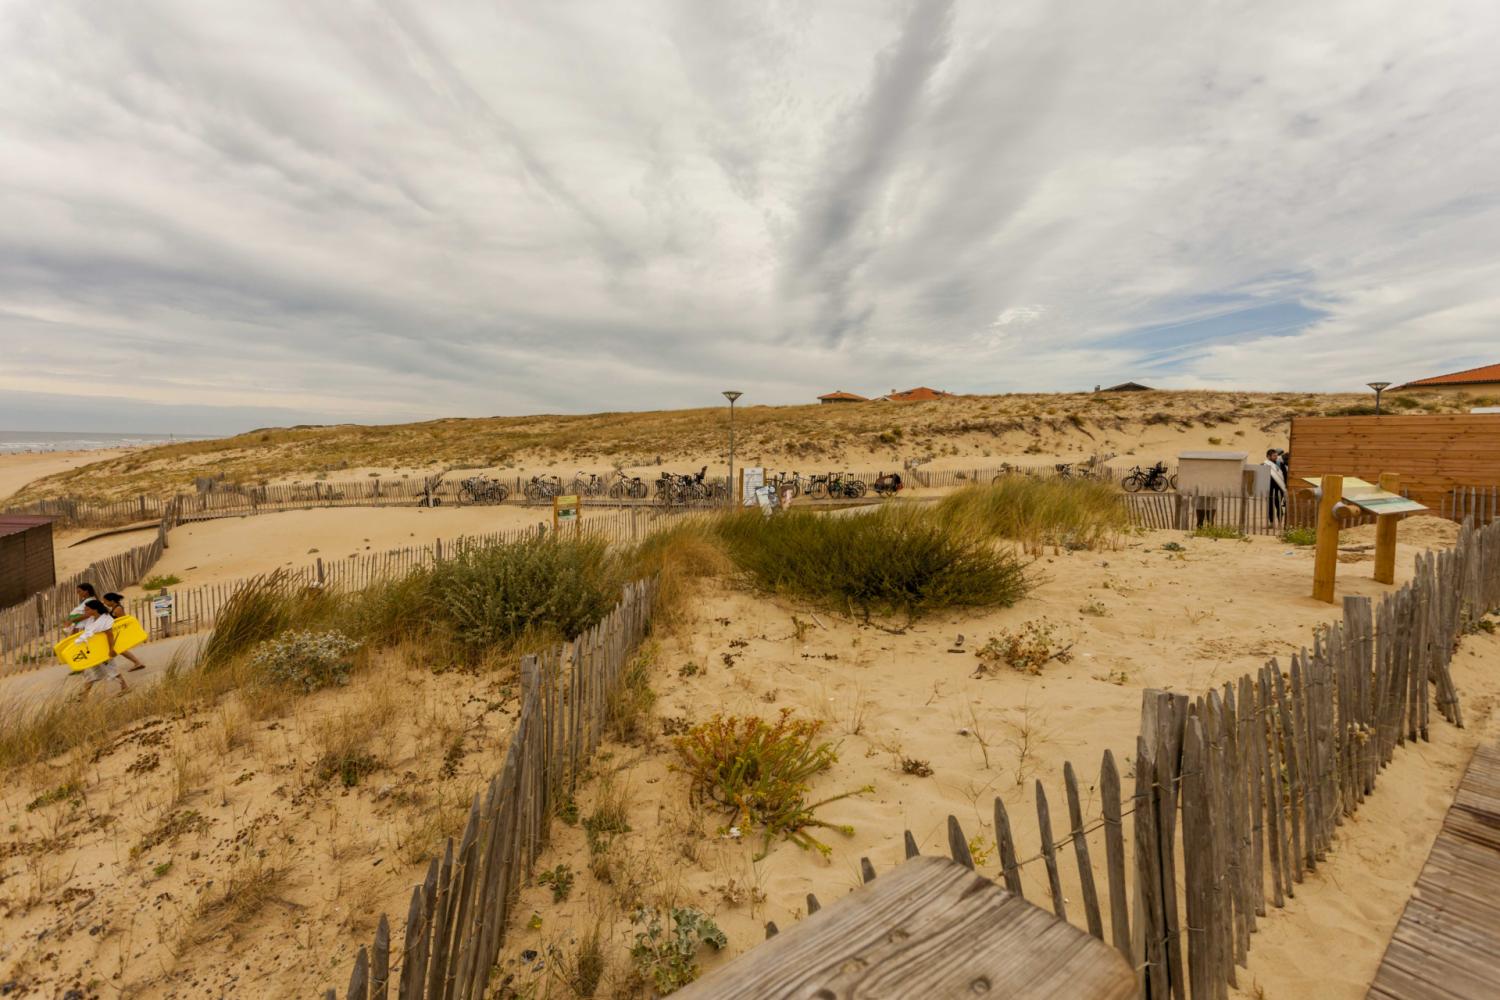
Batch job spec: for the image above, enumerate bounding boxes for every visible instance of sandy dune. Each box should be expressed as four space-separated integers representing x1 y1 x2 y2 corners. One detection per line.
0 449 124 502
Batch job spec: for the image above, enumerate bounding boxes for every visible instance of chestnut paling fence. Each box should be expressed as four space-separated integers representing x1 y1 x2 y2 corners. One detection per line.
0 507 683 674
689 516 1498 998
326 579 658 1000
319 516 1497 999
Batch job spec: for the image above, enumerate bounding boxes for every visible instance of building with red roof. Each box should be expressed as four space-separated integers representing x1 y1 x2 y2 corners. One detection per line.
876 387 954 403
817 390 868 404
1394 363 1500 397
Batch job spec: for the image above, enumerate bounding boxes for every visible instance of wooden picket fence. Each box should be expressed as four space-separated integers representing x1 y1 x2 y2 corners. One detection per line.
1441 484 1500 526
1119 489 1400 537
928 516 1494 1000
0 507 686 674
0 494 169 529
328 579 658 1000
0 503 181 669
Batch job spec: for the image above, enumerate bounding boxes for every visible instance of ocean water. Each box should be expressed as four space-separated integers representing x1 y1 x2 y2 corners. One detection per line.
0 430 208 454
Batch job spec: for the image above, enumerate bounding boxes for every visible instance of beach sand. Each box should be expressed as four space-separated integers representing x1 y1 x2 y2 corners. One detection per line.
3 488 1493 997
0 449 125 502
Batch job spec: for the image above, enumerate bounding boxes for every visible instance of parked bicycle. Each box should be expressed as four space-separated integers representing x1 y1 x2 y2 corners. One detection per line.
457 475 510 505
768 471 806 498
522 474 564 501
810 471 866 499
1121 462 1175 493
570 471 606 497
607 470 648 500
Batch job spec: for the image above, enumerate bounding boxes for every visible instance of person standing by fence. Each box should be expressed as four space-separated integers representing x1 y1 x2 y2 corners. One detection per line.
1264 448 1286 524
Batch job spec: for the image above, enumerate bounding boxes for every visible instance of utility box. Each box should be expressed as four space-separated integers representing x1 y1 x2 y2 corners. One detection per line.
1176 452 1250 494
0 515 56 608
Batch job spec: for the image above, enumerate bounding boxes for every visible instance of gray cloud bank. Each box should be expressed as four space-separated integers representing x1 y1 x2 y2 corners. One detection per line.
2 0 1498 433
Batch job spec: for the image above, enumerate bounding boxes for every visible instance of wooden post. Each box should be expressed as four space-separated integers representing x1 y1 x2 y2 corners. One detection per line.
1312 474 1343 603
1374 472 1400 585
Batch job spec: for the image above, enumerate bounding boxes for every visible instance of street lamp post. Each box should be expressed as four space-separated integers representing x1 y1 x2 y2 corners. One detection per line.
723 391 742 504
1367 381 1391 415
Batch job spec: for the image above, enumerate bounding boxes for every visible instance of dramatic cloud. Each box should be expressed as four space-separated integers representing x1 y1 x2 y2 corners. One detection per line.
1 0 1497 432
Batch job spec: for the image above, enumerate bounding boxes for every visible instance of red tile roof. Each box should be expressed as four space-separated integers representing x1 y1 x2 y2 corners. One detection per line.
818 390 868 401
1398 363 1500 388
881 387 953 402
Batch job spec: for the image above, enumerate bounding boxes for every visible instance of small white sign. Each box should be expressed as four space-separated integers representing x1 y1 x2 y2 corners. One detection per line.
151 595 175 619
742 467 765 504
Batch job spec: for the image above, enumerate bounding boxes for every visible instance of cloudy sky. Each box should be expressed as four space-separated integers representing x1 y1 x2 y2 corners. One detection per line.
2 0 1498 433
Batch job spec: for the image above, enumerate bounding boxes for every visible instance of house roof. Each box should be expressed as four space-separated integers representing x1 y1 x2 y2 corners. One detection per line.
880 387 953 402
1395 362 1500 389
1101 381 1155 392
817 390 868 401
0 515 55 538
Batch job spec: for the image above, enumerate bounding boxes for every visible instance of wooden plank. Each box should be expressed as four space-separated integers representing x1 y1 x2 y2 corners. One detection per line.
672 856 1136 1000
1368 743 1500 999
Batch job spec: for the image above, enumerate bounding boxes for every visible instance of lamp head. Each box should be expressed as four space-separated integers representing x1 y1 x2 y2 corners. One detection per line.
1367 381 1391 392
722 390 743 403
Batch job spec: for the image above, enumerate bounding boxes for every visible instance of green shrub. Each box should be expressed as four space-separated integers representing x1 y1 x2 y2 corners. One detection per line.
673 710 869 858
629 907 726 994
538 863 575 903
1281 526 1317 546
935 476 1130 554
1192 523 1246 540
142 574 181 590
421 534 621 651
714 507 1029 622
248 628 360 691
1388 395 1421 411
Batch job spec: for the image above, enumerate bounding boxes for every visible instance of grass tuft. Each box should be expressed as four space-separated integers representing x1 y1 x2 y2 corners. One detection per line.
935 476 1130 554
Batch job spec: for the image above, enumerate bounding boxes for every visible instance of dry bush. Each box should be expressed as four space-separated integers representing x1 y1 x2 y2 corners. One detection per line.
973 620 1070 676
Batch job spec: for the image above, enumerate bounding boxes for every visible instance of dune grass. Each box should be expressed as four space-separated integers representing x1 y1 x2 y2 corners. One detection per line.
713 506 1029 622
934 476 1132 554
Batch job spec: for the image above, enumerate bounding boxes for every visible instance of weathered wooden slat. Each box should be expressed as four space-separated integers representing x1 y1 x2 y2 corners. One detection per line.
1063 762 1104 940
672 856 1136 1000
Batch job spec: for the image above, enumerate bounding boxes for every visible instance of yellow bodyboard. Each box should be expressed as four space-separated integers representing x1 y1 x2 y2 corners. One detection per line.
54 616 148 672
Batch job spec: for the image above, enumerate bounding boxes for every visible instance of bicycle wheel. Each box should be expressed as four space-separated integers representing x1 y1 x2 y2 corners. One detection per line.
630 480 647 499
523 481 541 501
495 485 511 503
1122 474 1143 493
810 481 827 499
458 485 476 505
1148 475 1168 493
1169 474 1179 490
849 480 866 497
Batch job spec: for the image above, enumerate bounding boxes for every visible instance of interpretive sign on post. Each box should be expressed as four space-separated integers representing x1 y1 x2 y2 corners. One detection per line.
151 592 174 619
741 467 765 506
553 494 581 533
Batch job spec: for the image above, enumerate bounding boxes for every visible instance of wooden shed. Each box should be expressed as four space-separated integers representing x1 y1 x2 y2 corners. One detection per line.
0 515 56 608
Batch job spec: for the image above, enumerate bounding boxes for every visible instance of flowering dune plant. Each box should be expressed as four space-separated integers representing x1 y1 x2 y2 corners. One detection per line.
672 709 870 859
249 628 361 691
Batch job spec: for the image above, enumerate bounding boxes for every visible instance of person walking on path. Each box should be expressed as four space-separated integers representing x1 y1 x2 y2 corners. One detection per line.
66 582 98 628
101 593 148 672
72 599 129 698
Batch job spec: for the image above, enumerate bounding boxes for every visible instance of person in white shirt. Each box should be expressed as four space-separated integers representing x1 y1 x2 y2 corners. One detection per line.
73 599 129 697
66 582 98 631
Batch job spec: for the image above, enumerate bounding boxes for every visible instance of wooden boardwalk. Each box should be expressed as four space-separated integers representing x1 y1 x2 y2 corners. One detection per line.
1368 742 1500 1000
675 856 1135 1000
